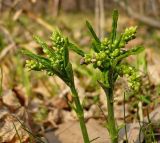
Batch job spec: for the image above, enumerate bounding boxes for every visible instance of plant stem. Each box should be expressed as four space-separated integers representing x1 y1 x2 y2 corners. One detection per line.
70 85 90 143
106 87 118 143
103 70 118 143
123 92 128 143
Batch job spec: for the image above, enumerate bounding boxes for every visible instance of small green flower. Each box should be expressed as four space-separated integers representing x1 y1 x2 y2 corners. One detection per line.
101 38 109 49
25 60 39 71
81 19 143 76
122 26 137 42
117 64 141 91
110 49 120 58
50 31 65 47
22 30 74 86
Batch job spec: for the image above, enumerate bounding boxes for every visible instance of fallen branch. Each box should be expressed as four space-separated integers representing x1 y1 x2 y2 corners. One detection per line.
0 25 16 62
0 43 15 62
114 0 160 29
23 10 54 32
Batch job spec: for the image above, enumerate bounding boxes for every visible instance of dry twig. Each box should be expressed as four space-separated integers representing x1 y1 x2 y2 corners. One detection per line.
114 0 160 29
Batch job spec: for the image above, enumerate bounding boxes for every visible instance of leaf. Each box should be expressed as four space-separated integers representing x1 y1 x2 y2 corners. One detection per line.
92 40 100 52
139 95 151 104
14 116 45 143
114 46 145 65
0 110 30 143
65 63 74 84
21 48 52 68
86 21 100 43
114 34 122 49
111 9 118 44
68 102 77 113
13 122 23 143
21 49 65 78
69 42 85 57
63 38 69 67
97 80 109 95
33 35 56 57
2 90 21 110
130 46 145 54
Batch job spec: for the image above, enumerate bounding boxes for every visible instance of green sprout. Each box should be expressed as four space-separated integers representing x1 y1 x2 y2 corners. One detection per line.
76 10 144 143
22 30 90 143
22 9 144 143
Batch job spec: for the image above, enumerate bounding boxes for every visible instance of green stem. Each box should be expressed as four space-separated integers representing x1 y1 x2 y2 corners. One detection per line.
106 87 118 143
103 70 118 143
70 86 90 143
123 92 128 143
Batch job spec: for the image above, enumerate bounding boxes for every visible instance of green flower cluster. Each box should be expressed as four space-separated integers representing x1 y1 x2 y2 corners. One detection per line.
22 31 91 143
82 25 138 71
40 31 68 70
26 60 44 71
119 26 137 48
80 12 144 92
23 30 73 85
117 65 141 91
25 31 67 72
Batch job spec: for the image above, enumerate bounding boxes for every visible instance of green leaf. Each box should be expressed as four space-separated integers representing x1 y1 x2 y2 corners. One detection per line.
63 38 69 67
129 46 145 54
92 40 100 52
21 48 64 78
69 42 85 57
68 101 77 113
115 34 122 49
114 46 145 65
21 48 45 60
111 9 118 44
65 63 74 84
97 80 110 95
86 21 100 43
33 35 56 57
139 95 151 104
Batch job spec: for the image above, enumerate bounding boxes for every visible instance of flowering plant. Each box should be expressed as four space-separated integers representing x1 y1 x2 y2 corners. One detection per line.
77 10 144 143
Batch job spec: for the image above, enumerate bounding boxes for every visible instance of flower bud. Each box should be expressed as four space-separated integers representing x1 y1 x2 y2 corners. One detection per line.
122 26 137 43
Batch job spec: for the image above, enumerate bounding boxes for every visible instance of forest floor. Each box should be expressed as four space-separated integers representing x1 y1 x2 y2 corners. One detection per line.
0 9 160 143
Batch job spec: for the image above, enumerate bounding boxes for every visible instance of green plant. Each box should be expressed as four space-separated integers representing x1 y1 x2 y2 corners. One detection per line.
22 9 144 143
76 10 144 143
22 31 90 143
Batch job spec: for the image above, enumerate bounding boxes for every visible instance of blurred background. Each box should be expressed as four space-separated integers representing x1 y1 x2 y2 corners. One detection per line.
0 0 160 143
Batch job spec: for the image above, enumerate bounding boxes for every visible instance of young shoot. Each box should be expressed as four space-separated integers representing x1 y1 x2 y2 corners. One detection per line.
76 10 144 143
22 30 90 143
22 9 144 143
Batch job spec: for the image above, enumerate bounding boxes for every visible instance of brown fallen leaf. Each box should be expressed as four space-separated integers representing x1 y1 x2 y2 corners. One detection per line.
0 91 32 143
0 106 9 120
2 90 21 111
119 106 160 143
50 119 111 143
0 114 30 143
13 85 29 106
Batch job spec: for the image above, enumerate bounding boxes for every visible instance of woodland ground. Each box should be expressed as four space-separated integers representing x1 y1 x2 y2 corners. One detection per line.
0 6 160 143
